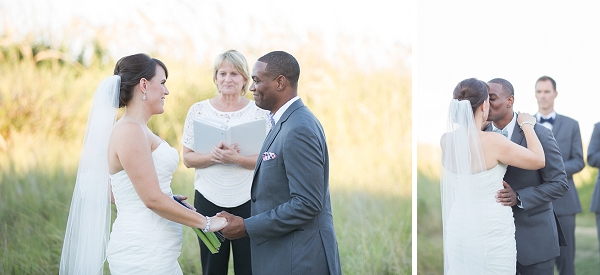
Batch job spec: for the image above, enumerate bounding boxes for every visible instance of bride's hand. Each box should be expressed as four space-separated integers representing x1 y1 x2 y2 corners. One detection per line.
209 216 228 232
517 112 536 126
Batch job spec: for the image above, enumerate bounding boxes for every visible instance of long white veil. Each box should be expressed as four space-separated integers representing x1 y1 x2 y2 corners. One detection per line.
59 75 120 275
440 99 486 274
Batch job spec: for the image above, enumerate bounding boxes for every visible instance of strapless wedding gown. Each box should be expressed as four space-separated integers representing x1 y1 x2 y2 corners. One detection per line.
107 142 183 275
443 164 516 274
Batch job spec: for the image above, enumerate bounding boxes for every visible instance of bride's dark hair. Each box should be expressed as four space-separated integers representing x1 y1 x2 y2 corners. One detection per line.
453 78 489 114
113 53 168 108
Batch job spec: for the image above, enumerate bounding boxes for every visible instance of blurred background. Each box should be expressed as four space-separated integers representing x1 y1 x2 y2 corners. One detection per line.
0 0 412 274
416 1 600 274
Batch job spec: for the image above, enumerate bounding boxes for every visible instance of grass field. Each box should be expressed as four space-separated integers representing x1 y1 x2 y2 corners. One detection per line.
417 144 600 275
0 41 411 274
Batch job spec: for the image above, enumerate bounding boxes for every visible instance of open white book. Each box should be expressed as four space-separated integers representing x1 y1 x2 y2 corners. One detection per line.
193 118 267 156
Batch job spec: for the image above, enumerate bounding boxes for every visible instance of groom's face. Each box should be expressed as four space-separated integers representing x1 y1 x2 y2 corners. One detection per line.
250 61 279 112
487 83 512 122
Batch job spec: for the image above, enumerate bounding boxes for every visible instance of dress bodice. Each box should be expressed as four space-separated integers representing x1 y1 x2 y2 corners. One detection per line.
443 163 516 275
449 164 508 204
110 142 179 214
107 141 183 275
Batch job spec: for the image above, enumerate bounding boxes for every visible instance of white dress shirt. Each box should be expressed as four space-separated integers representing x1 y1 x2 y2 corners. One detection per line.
535 111 557 130
272 96 300 124
492 112 517 139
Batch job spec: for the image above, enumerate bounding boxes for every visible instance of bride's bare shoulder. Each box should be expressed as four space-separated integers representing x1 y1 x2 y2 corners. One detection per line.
480 131 510 151
111 120 146 141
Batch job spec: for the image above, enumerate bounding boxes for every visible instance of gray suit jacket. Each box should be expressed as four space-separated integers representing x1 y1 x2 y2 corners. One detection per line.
486 121 568 265
587 122 600 213
547 114 584 216
244 99 342 275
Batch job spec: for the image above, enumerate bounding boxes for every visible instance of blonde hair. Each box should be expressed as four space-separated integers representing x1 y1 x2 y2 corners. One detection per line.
213 50 250 96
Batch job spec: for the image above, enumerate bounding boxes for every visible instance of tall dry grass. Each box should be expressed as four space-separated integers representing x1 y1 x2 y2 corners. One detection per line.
0 39 411 274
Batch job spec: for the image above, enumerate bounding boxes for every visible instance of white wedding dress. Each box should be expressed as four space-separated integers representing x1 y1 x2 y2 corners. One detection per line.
107 142 183 275
443 163 516 274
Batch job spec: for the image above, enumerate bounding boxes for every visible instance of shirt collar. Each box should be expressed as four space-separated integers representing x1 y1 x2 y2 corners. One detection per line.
492 112 517 138
272 96 300 124
536 111 557 120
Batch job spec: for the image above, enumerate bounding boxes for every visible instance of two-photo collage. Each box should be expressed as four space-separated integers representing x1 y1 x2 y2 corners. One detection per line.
2 0 600 274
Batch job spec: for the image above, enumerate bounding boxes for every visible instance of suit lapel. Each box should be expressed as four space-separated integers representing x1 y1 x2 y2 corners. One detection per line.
552 114 563 136
252 99 306 172
510 120 524 144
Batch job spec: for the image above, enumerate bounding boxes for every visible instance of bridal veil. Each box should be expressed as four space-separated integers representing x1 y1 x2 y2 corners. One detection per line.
440 99 487 273
60 75 120 275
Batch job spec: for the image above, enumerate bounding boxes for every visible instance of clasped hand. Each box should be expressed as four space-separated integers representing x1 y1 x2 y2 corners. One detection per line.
216 211 247 240
211 142 241 164
516 111 535 126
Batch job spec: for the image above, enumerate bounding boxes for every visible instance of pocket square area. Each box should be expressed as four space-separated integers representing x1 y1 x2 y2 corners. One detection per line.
262 152 277 161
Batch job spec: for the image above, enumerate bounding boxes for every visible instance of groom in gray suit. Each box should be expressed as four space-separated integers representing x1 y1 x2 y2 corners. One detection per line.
534 76 584 275
219 51 342 275
487 78 568 274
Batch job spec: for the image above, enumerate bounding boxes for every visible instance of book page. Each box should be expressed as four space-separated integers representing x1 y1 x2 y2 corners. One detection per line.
193 119 267 156
193 119 228 154
228 120 267 156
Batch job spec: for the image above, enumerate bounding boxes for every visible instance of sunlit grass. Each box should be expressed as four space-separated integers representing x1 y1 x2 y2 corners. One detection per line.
0 40 411 274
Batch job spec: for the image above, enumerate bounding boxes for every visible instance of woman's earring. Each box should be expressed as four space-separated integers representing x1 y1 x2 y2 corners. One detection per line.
142 92 147 101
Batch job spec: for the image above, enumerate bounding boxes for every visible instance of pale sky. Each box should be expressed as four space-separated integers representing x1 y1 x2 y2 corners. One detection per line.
416 1 600 146
0 0 411 70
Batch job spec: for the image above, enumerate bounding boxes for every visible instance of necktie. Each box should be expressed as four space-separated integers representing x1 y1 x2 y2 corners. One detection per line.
267 113 275 129
493 127 508 138
539 117 555 125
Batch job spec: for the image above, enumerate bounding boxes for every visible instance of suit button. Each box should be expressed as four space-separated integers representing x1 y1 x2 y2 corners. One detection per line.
251 197 256 202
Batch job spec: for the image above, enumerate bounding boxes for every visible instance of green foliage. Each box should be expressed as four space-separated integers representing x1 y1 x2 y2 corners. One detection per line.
0 40 411 274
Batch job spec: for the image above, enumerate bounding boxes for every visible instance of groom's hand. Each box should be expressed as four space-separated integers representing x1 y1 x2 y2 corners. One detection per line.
496 181 518 207
217 211 247 240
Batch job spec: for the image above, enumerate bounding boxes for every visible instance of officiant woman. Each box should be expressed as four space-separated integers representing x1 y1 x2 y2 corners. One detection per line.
181 50 269 275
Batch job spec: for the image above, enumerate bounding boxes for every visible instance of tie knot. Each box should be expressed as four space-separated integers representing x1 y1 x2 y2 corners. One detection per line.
493 127 509 138
539 117 555 125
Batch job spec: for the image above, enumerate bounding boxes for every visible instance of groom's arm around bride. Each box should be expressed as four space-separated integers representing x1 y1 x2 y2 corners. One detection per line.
486 78 568 274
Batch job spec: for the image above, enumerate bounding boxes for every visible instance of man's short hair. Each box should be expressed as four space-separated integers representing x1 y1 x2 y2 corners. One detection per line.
488 78 514 96
258 51 300 89
536 75 556 91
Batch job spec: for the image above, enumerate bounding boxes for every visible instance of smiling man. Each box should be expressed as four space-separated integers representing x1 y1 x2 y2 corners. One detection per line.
218 51 342 275
535 76 584 275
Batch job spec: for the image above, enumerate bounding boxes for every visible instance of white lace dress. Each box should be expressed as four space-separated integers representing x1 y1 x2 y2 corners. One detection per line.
181 99 269 207
443 163 516 274
107 142 182 275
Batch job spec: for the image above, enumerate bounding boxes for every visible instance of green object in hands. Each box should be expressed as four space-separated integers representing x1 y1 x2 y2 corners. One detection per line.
192 227 221 254
172 196 222 254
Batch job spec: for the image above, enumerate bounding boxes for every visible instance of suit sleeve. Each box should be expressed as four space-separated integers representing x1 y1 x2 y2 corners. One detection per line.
588 123 600 168
563 121 585 176
516 126 569 210
244 123 325 245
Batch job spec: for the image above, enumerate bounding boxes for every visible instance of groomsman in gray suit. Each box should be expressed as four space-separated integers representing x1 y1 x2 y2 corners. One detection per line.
587 122 600 263
219 51 342 275
487 78 568 274
534 76 584 275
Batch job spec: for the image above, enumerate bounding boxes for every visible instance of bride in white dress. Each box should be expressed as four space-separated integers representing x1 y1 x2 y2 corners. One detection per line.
441 78 545 274
60 54 227 275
